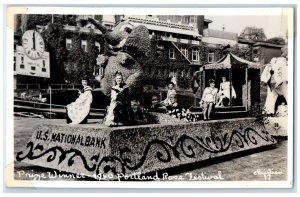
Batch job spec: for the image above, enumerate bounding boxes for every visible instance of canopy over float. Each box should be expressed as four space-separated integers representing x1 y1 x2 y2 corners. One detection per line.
193 52 261 111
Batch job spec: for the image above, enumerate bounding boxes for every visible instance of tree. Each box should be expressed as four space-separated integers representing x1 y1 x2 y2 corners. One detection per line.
239 26 267 42
64 32 92 83
177 76 191 89
26 14 52 30
42 23 67 83
266 37 286 45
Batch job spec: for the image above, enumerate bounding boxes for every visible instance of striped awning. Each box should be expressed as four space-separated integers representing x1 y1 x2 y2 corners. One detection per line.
204 53 260 70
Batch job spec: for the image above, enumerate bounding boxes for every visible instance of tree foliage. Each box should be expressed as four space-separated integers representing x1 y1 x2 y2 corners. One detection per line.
53 15 77 26
21 14 107 84
63 31 105 83
221 44 252 61
177 76 191 89
42 23 67 83
239 26 267 42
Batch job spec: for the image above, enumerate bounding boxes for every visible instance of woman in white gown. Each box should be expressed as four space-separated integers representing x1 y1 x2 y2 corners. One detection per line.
216 77 236 107
66 79 93 124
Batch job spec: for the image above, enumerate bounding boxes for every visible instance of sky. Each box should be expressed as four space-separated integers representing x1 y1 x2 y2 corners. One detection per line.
206 15 288 39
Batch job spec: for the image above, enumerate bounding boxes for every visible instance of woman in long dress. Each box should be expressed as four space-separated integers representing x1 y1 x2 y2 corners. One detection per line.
104 71 133 127
66 79 93 124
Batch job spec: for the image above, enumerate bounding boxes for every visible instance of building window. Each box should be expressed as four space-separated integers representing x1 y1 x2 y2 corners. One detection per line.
169 48 176 59
42 68 46 72
81 40 87 52
190 15 196 25
180 48 188 58
182 16 189 25
20 56 24 69
95 41 101 52
192 49 199 62
208 52 215 63
31 66 36 71
66 38 72 50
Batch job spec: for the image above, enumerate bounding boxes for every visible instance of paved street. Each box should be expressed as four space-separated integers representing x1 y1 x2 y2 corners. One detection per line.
13 117 288 181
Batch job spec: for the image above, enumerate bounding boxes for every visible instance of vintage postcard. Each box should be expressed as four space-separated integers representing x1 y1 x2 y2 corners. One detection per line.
4 6 294 188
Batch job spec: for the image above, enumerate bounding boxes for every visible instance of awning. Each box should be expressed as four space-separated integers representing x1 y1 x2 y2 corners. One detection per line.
204 53 260 70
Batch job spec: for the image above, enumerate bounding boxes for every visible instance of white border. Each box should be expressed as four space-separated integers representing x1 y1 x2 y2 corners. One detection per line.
4 6 295 189
7 7 290 15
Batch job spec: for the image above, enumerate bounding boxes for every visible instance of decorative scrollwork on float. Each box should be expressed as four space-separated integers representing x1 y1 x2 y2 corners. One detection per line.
16 124 275 176
118 126 275 171
16 142 100 172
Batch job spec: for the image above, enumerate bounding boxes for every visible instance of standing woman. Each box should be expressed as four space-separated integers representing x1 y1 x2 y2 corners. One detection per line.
104 71 133 126
200 79 218 120
66 79 93 124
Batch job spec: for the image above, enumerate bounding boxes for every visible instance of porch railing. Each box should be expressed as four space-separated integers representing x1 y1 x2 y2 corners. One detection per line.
16 84 82 90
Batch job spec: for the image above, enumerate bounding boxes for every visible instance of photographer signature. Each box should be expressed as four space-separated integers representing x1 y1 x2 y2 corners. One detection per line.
253 168 283 180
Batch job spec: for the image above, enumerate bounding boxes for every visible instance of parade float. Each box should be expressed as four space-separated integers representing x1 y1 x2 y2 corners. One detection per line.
16 19 277 179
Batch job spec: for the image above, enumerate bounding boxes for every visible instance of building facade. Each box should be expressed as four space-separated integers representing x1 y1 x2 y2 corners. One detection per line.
14 14 284 93
14 14 109 89
124 15 250 91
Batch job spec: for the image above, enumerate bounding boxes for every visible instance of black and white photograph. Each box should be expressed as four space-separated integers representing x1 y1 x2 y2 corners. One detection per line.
4 6 294 188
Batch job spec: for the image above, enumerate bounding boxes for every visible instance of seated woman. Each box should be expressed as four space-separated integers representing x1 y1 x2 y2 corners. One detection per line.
216 76 236 107
200 79 218 120
164 93 178 108
104 71 133 127
161 81 176 107
66 79 93 124
163 93 186 119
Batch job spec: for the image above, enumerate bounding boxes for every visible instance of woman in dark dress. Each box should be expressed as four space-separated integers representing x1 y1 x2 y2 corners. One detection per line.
104 71 133 126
